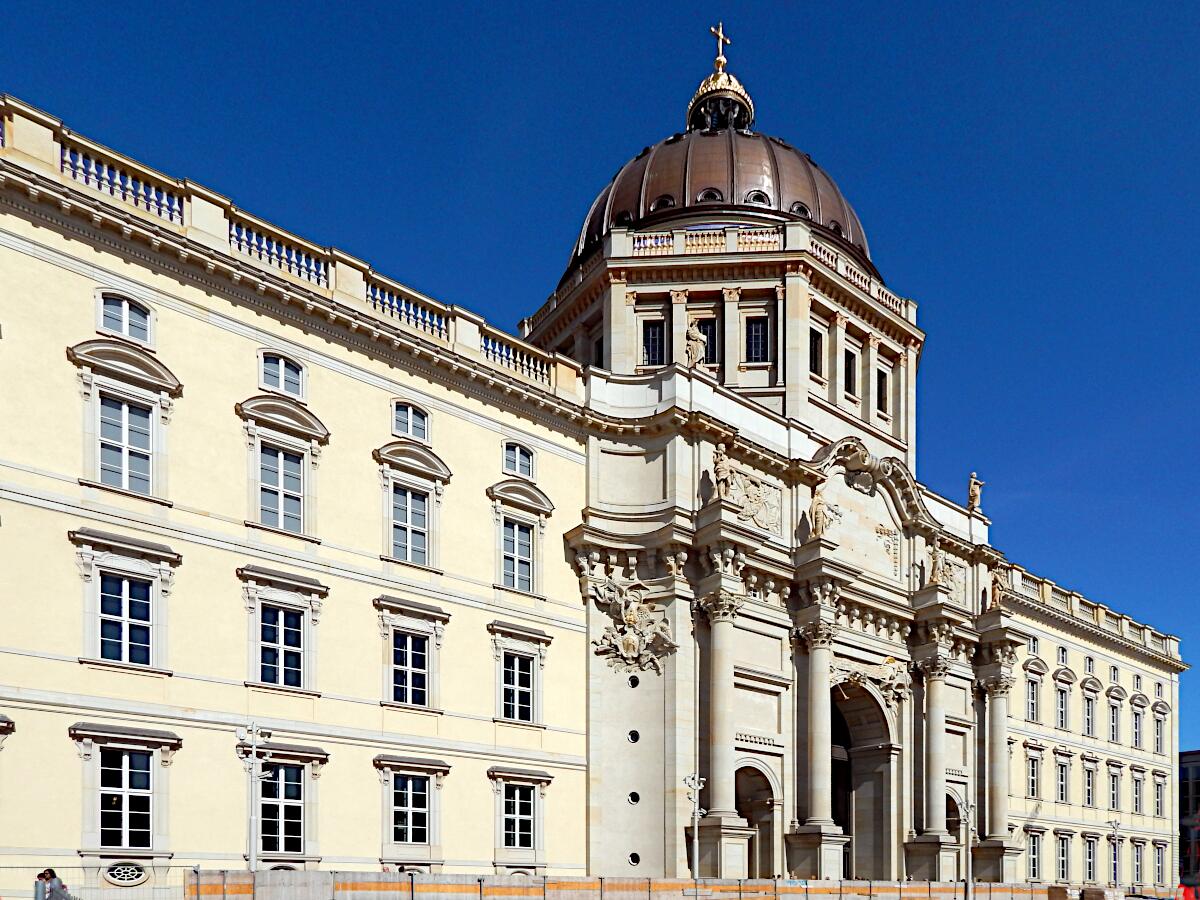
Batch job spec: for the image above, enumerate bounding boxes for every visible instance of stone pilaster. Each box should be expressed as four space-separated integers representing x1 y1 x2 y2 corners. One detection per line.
800 620 837 826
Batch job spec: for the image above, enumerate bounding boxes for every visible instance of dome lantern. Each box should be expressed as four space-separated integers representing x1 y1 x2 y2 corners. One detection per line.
686 22 755 131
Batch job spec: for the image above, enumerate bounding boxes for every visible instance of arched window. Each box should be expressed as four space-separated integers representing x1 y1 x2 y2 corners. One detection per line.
614 210 634 226
829 221 844 237
503 441 534 479
393 402 429 442
650 194 675 212
99 293 152 344
744 190 770 205
790 202 812 219
697 188 723 203
261 353 304 398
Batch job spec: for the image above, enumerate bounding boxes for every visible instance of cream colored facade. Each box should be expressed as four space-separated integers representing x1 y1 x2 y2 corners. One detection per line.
0 63 1184 896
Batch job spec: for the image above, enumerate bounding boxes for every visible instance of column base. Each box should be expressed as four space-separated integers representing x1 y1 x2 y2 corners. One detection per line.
688 814 754 878
786 823 848 880
972 839 1023 882
904 833 959 881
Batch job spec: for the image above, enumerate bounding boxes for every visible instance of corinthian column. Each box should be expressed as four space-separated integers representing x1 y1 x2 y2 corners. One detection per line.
800 621 838 825
984 675 1015 841
921 658 950 835
701 589 745 817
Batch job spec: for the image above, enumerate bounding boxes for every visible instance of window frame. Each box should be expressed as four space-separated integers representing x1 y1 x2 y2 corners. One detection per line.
501 516 536 594
488 767 552 872
258 350 306 401
743 315 771 365
237 742 326 865
696 317 720 366
640 318 667 367
1132 771 1144 814
843 345 860 398
392 401 431 443
375 596 448 712
1057 834 1071 882
1085 836 1098 882
1056 686 1069 729
808 325 825 378
238 566 326 695
1056 760 1069 803
374 755 450 868
487 479 553 597
488 621 551 727
1084 765 1096 807
1028 830 1042 881
258 441 307 535
502 441 536 480
96 290 154 347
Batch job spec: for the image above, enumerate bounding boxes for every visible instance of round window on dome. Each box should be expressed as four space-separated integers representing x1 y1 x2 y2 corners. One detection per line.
829 220 843 237
697 188 723 203
790 202 811 219
650 194 676 212
744 190 770 206
615 210 634 226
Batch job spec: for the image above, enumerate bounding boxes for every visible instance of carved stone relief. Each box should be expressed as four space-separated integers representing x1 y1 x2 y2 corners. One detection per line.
708 445 782 534
590 578 679 675
829 656 912 709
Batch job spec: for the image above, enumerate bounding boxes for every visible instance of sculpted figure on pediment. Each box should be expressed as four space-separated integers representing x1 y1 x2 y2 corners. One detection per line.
685 319 708 367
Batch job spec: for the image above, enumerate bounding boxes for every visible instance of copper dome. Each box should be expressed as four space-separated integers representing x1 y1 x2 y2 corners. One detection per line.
564 57 871 278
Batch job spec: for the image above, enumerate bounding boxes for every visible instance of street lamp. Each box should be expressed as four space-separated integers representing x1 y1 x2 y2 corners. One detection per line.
965 802 978 900
684 773 707 879
236 723 273 872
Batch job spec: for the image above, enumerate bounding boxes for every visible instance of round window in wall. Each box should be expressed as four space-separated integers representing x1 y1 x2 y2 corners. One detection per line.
628 853 641 866
104 863 148 887
627 730 640 743
628 791 641 805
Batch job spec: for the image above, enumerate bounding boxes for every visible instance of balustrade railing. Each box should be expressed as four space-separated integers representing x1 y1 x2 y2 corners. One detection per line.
60 139 184 224
631 232 673 256
683 228 725 253
480 328 551 384
736 227 781 252
367 279 449 341
229 216 329 287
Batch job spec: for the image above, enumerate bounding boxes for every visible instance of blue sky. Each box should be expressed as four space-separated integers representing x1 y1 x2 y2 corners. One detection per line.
6 3 1198 739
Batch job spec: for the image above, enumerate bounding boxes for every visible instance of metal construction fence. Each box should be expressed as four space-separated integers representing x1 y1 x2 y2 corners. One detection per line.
0 865 193 900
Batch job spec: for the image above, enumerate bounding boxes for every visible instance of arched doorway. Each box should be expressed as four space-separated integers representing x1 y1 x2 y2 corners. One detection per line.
830 682 897 879
735 766 776 878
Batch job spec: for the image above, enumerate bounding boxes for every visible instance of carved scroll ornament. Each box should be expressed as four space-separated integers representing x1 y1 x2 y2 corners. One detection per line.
829 656 912 708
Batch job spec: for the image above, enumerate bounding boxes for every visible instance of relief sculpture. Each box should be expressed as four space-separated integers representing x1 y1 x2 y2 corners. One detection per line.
708 444 782 534
590 577 679 675
829 656 911 709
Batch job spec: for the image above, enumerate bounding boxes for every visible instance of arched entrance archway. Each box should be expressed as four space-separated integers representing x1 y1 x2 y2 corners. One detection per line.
946 794 964 881
735 766 776 878
830 681 898 879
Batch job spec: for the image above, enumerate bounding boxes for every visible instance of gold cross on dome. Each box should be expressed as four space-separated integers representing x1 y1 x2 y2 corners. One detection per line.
710 21 731 72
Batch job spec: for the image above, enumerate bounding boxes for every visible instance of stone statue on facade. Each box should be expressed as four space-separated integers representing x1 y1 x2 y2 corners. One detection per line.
712 443 733 500
967 471 985 512
987 567 1008 611
590 577 678 675
809 487 830 539
928 538 947 586
685 319 708 367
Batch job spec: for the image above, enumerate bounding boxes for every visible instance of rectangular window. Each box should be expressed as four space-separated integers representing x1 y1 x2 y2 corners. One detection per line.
260 604 303 688
502 783 534 849
697 318 719 364
1111 665 1119 683
391 631 429 706
502 518 534 593
1134 674 1142 691
642 319 666 366
876 369 889 414
261 763 303 854
1133 775 1143 814
1156 845 1165 884
1110 772 1121 810
1028 832 1042 880
1058 646 1068 665
1027 680 1039 721
1057 688 1068 729
844 348 858 396
1028 757 1040 798
502 651 534 722
1111 840 1120 885
99 394 152 495
1085 696 1096 736
745 316 770 363
1058 835 1071 881
392 773 429 844
1085 768 1096 807
1155 781 1164 816
1110 703 1120 742
809 327 824 376
391 485 429 565
592 337 604 368
260 444 303 533
1086 837 1098 881
1134 844 1143 883
1056 762 1069 803
1029 635 1040 655
1154 717 1163 753
1133 710 1143 748
99 748 152 849
99 573 152 665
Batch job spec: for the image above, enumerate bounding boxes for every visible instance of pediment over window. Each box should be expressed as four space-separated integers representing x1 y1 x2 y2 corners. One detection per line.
1106 684 1128 701
373 440 452 483
1023 657 1049 676
1052 666 1077 685
807 436 938 531
68 721 182 751
486 478 554 517
1130 692 1150 708
1151 699 1171 714
1079 676 1104 695
235 394 329 444
67 338 182 397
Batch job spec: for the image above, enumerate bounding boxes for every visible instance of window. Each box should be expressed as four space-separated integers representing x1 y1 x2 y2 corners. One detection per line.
1111 839 1120 885
1133 710 1143 748
744 190 770 205
1154 716 1164 753
1155 780 1164 816
100 749 152 848
1029 636 1041 655
502 651 534 722
592 336 604 368
1057 646 1068 666
1056 687 1068 729
391 631 428 706
1154 681 1163 699
394 403 429 441
504 443 534 479
1134 674 1142 691
100 294 151 343
829 220 843 237
745 316 770 363
1027 679 1040 721
503 783 535 849
1155 845 1165 884
1057 834 1071 881
1085 656 1095 674
99 573 152 665
1028 757 1040 797
876 369 889 414
1085 696 1096 737
650 194 675 212
642 319 666 366
1085 837 1098 881
261 353 303 398
844 348 858 396
697 318 719 364
1134 843 1143 884
791 201 811 218
502 518 534 593
1110 665 1119 683
697 188 722 202
260 604 303 688
99 395 153 495
1109 703 1121 742
261 763 303 855
390 485 429 564
1056 762 1069 803
1085 768 1096 806
1110 771 1120 810
809 327 824 376
260 444 304 533
391 773 429 844
1028 832 1042 880
1133 774 1144 814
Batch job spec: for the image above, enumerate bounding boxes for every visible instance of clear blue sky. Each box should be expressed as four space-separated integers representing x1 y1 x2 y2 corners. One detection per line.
6 3 1198 739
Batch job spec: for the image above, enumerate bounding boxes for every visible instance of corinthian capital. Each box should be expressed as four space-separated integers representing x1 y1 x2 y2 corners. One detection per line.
796 620 838 650
699 589 745 623
979 674 1016 697
918 655 952 680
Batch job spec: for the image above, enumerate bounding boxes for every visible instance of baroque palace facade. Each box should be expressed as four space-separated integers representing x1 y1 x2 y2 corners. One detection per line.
0 39 1184 894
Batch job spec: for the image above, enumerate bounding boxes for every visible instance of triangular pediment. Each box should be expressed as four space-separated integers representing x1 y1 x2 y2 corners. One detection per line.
235 394 329 444
67 338 182 396
373 440 452 483
486 478 554 517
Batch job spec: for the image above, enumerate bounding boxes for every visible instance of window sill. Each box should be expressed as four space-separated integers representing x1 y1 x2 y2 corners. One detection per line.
245 680 322 699
380 555 444 576
492 583 545 601
245 521 321 544
738 361 773 370
381 701 443 716
79 657 173 678
259 385 308 405
493 717 546 731
808 372 827 386
248 853 322 864
876 412 893 424
79 479 173 507
843 392 861 404
79 849 173 861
